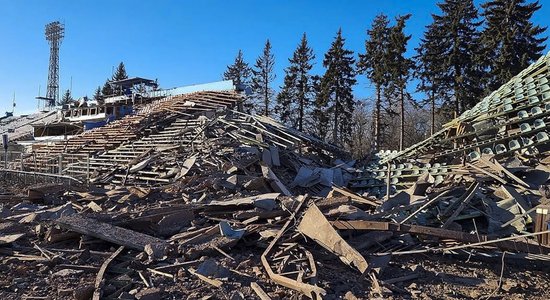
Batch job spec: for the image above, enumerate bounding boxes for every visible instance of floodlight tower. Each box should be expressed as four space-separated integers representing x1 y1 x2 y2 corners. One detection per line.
45 21 64 107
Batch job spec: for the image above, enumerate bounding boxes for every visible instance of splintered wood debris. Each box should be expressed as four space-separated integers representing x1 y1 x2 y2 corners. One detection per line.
4 57 550 298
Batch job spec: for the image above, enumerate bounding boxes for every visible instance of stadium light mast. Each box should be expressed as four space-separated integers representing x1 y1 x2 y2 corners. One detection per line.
44 21 64 107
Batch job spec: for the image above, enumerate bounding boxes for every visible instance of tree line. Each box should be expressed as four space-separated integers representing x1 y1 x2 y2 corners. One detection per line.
223 0 547 157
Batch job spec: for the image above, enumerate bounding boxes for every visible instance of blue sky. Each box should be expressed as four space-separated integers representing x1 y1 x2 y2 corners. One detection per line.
1 0 549 114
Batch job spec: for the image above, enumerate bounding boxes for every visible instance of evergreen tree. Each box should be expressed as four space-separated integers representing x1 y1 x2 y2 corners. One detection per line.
312 75 330 140
101 78 114 97
275 33 316 131
93 86 103 105
113 62 128 81
93 86 102 100
58 89 73 106
112 62 128 96
252 40 276 116
386 14 414 151
318 29 357 145
224 50 252 112
223 50 252 87
415 23 447 135
357 14 391 151
276 78 294 126
429 0 484 116
481 0 547 90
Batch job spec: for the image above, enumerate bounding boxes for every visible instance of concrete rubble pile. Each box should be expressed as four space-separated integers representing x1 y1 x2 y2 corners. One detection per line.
3 55 550 299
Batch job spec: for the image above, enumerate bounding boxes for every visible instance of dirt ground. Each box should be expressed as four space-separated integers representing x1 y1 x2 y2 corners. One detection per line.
2 239 550 300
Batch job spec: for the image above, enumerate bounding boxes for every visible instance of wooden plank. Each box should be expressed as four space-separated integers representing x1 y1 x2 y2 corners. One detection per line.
501 198 550 228
0 233 25 245
465 162 508 184
188 268 223 288
443 230 550 252
56 214 166 257
399 190 450 224
479 156 530 188
261 165 292 196
251 282 272 300
92 246 124 300
331 185 380 207
112 174 171 183
382 273 419 285
298 204 368 273
442 182 479 229
331 220 550 254
260 195 327 298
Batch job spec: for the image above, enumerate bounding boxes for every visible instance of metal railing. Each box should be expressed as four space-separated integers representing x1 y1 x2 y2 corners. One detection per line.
0 168 83 187
0 150 92 184
0 150 25 170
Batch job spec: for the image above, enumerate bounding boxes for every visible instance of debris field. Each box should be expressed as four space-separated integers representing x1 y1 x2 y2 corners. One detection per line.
3 55 550 299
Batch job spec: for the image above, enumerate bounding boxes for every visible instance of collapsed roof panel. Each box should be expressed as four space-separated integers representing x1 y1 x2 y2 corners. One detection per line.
359 52 550 197
383 52 550 164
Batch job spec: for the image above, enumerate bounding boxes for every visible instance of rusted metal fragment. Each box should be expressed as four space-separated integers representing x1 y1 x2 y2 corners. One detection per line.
298 204 369 273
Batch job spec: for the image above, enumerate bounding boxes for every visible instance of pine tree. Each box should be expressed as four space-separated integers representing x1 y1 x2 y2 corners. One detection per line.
93 86 102 100
101 78 114 97
223 50 252 112
275 33 316 131
481 0 547 91
223 50 252 87
415 23 446 135
58 89 73 106
318 29 357 145
113 62 128 81
252 40 276 116
386 14 414 151
276 78 294 126
111 62 129 96
430 0 484 116
312 75 330 140
357 14 391 151
93 86 103 105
